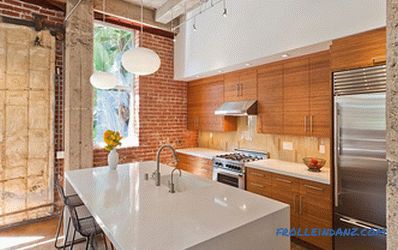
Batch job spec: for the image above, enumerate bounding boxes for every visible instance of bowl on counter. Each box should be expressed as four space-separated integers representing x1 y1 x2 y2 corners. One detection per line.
303 157 326 172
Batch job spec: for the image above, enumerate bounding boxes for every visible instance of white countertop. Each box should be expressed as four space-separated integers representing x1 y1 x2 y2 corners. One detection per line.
65 161 289 250
176 147 230 160
246 159 331 185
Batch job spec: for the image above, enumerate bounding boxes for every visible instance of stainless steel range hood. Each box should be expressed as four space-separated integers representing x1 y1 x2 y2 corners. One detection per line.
214 100 257 116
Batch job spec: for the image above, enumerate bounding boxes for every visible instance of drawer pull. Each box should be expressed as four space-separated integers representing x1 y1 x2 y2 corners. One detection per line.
304 184 323 192
299 196 303 215
250 183 264 188
251 172 265 177
276 178 292 184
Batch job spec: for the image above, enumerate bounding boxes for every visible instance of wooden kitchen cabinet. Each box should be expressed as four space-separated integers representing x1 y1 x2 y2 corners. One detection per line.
176 153 212 179
330 27 386 71
246 168 273 197
188 76 237 132
271 173 301 229
309 51 332 137
257 62 284 134
299 180 332 250
283 56 310 136
245 167 332 250
224 69 257 102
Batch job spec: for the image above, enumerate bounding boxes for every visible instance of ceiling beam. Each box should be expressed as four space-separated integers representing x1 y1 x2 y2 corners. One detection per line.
155 0 200 24
20 0 66 11
93 0 169 31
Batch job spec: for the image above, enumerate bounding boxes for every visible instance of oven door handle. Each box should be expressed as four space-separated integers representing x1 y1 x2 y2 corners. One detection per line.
214 169 243 177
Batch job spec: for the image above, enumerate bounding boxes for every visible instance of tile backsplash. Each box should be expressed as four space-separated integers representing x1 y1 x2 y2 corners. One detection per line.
198 116 331 168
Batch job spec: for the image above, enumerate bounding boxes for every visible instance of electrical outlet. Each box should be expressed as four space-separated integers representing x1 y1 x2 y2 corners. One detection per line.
282 141 293 151
56 151 64 159
319 144 326 154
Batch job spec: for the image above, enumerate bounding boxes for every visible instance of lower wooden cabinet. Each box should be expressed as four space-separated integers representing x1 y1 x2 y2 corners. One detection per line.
246 167 332 250
176 153 212 179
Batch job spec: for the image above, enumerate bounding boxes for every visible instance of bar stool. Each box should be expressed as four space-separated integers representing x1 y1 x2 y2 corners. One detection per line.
67 204 108 250
54 182 86 249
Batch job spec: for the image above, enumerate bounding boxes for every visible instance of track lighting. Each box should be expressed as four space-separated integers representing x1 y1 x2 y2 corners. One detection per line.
222 0 227 17
193 17 197 31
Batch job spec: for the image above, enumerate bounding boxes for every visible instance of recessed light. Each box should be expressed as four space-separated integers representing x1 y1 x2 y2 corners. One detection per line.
245 63 252 66
218 70 223 73
281 54 289 58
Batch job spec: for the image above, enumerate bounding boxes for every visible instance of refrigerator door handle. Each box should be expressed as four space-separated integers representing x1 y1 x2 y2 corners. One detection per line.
334 102 340 207
339 217 387 233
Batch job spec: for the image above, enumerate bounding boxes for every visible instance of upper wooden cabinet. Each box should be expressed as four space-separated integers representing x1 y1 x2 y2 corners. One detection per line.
309 51 332 137
188 76 237 132
257 63 284 134
283 57 310 136
330 27 386 71
224 69 257 101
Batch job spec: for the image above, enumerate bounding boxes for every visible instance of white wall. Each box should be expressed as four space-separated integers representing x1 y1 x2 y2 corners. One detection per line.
174 0 386 81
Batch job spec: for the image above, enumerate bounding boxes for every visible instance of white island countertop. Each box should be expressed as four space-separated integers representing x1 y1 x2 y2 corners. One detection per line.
65 161 289 250
246 159 331 185
176 147 230 159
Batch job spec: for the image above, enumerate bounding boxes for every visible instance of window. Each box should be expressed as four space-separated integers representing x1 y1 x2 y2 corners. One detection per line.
93 23 138 147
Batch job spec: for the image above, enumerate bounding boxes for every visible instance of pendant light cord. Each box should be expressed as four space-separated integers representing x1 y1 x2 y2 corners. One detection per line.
141 0 144 33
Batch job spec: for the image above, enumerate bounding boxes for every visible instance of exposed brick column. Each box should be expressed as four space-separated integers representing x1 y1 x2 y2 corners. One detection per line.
387 0 398 249
64 0 93 170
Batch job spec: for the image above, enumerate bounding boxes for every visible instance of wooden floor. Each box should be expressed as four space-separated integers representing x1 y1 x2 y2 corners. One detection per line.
0 217 308 250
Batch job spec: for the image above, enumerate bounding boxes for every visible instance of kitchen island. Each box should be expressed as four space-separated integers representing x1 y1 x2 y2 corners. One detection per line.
65 161 289 250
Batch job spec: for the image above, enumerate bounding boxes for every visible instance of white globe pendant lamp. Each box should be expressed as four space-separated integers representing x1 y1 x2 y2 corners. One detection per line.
89 0 119 89
90 71 119 89
121 0 161 75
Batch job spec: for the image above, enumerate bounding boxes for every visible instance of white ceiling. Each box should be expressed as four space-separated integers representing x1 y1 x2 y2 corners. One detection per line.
122 0 169 9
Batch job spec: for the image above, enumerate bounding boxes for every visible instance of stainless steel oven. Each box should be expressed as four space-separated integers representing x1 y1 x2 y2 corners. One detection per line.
212 149 268 189
212 167 245 189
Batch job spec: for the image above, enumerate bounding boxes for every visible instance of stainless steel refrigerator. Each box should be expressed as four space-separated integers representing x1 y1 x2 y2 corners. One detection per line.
333 65 387 250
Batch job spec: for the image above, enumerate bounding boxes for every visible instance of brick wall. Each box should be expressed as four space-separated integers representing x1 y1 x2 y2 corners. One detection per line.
1 0 198 173
93 32 198 166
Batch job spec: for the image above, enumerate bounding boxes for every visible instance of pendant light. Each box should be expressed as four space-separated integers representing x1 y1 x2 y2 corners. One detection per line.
90 0 119 89
121 0 161 75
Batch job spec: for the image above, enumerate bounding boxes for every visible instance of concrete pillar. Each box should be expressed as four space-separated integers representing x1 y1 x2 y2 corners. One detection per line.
387 1 398 249
64 0 94 171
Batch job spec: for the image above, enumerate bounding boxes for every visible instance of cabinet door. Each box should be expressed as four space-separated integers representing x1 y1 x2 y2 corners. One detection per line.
271 174 300 229
246 168 273 197
299 180 332 250
257 63 284 134
176 153 213 179
330 28 386 71
239 69 257 100
187 83 203 130
309 51 332 138
224 72 240 102
188 77 237 132
283 57 310 136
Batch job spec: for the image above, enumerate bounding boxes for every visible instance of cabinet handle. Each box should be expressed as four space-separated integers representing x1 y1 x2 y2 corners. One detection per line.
251 172 265 177
310 115 313 133
304 184 323 192
240 83 243 96
236 84 239 97
276 178 292 184
304 116 307 132
250 182 264 188
299 196 303 215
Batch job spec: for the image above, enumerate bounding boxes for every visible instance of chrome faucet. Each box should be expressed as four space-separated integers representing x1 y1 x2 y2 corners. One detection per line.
155 144 178 186
169 168 182 193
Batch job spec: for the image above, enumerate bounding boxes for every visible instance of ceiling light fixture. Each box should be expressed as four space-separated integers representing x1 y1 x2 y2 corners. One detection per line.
245 63 252 66
121 0 161 76
222 0 227 17
281 54 289 58
90 0 119 89
193 16 197 31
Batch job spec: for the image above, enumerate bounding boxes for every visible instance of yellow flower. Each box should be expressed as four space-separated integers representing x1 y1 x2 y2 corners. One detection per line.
103 130 123 151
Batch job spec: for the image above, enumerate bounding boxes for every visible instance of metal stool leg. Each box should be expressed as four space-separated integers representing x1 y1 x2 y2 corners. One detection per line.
54 206 65 249
102 233 108 250
70 229 77 250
